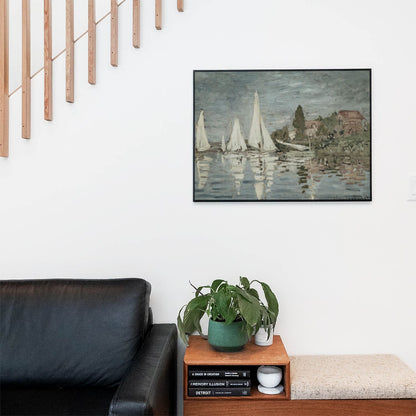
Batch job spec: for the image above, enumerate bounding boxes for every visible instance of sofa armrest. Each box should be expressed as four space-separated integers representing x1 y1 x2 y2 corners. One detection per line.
109 324 177 416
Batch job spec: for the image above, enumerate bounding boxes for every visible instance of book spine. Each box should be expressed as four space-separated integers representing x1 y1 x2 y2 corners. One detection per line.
188 387 251 397
188 379 251 388
188 370 250 378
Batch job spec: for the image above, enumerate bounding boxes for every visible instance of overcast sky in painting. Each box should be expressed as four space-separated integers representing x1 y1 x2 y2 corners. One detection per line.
194 70 371 143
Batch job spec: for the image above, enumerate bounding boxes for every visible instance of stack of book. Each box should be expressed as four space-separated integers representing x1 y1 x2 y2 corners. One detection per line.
188 368 251 397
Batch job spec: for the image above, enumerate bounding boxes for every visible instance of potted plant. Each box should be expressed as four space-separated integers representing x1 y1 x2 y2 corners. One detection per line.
177 277 278 351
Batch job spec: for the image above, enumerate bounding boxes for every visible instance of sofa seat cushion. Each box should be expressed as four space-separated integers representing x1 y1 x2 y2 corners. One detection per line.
0 386 117 416
290 354 416 400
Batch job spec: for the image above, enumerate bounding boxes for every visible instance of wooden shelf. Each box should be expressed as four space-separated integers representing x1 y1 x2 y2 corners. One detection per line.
184 335 290 366
183 335 291 414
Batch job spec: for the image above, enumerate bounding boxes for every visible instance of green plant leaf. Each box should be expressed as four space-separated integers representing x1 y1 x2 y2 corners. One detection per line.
244 321 253 341
212 291 229 320
253 313 262 335
236 290 261 326
235 286 260 304
252 280 279 324
224 308 237 325
261 307 270 327
183 295 209 334
186 294 209 312
240 276 250 290
211 279 227 293
177 305 188 345
247 288 259 300
191 309 204 334
234 286 252 302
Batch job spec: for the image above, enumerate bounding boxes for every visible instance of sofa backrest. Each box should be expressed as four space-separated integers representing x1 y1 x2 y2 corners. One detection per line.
0 278 151 387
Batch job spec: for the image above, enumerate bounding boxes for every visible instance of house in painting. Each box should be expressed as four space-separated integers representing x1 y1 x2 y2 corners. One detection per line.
337 111 365 135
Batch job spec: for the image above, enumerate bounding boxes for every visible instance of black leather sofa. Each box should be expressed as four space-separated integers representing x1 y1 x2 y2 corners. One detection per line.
0 278 177 416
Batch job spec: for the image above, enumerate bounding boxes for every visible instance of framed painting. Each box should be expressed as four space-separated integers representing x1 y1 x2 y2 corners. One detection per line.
193 69 372 202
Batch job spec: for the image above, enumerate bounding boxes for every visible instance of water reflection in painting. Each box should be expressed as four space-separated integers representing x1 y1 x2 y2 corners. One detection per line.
194 70 371 201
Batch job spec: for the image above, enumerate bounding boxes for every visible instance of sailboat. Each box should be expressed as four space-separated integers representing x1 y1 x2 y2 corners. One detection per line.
248 91 276 152
226 118 247 152
221 135 226 153
275 139 309 151
195 110 211 152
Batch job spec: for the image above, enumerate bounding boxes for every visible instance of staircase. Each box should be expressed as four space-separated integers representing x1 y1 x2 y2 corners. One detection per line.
0 0 184 158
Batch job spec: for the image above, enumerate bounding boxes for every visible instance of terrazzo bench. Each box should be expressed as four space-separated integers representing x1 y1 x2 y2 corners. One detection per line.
285 354 416 416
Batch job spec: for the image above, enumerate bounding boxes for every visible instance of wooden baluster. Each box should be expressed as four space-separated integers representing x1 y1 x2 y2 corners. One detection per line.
22 0 31 139
0 0 8 156
111 0 118 66
44 0 52 120
177 0 183 12
155 0 162 30
88 0 96 84
66 0 74 102
133 0 140 48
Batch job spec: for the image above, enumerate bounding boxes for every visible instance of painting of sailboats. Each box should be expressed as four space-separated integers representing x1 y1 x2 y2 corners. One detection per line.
194 69 371 202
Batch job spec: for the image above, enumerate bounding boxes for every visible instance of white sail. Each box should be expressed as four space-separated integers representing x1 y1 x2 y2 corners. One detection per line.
195 110 210 152
260 115 276 151
248 91 276 152
221 135 226 152
226 118 247 152
248 91 262 149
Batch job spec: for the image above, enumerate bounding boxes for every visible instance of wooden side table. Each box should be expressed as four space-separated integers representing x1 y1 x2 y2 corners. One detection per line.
183 335 290 416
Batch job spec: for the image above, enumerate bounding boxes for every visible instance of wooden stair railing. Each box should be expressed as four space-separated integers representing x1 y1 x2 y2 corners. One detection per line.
0 0 8 157
88 0 96 85
22 0 30 139
0 0 185 158
44 0 52 121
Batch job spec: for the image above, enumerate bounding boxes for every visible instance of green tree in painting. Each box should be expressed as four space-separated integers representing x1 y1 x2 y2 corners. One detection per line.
321 112 339 134
293 105 305 138
316 122 328 137
271 126 289 142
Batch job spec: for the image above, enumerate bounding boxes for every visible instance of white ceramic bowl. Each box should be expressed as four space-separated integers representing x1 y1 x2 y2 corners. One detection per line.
257 365 282 388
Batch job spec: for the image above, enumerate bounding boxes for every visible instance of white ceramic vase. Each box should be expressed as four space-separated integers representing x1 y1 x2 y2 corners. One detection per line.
254 325 274 346
257 365 283 388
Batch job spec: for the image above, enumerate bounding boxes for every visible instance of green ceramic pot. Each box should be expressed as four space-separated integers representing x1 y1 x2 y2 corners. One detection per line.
208 319 249 352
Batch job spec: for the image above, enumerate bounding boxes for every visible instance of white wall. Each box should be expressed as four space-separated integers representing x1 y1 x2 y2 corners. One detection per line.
1 0 415 383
